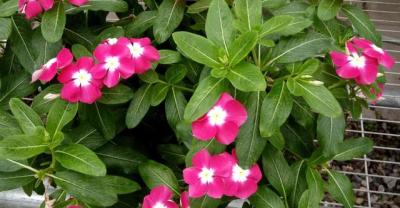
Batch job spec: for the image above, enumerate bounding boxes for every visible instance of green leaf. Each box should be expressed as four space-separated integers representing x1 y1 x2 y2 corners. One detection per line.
31 84 61 114
184 76 229 121
9 98 43 134
342 5 381 45
0 72 37 110
191 195 221 208
260 81 293 137
236 92 267 168
0 111 21 138
71 44 92 59
126 84 153 128
281 123 313 158
262 144 294 201
66 123 108 150
153 0 185 43
268 130 285 151
188 0 211 14
227 62 266 92
139 70 159 84
53 171 118 207
0 159 26 172
292 80 343 117
65 0 128 13
41 2 66 43
139 160 180 195
326 170 355 208
100 176 141 194
9 17 36 73
278 17 313 36
173 32 222 68
298 58 320 75
98 84 134 105
125 11 157 37
0 169 35 191
46 100 78 138
186 139 225 166
32 29 63 67
165 88 187 129
55 144 106 176
206 0 235 55
158 144 187 165
0 127 48 160
291 98 314 128
95 26 124 44
165 65 187 84
228 31 258 66
159 50 182 64
234 0 262 31
249 186 285 208
270 32 332 64
298 190 318 208
317 0 342 21
81 103 116 140
0 18 11 40
259 15 294 37
151 83 170 106
97 143 147 174
0 0 18 17
333 138 373 161
289 160 307 208
317 114 345 156
306 168 325 207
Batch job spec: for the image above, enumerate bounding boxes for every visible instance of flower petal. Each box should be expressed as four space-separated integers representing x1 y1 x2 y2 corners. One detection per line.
103 71 120 88
224 100 247 126
68 0 88 6
56 48 73 69
380 52 395 69
192 149 211 168
25 1 43 19
31 69 44 83
118 58 135 79
183 167 201 185
150 186 173 202
207 177 225 199
58 64 77 84
209 152 234 177
216 121 239 145
39 63 58 82
192 116 217 141
38 0 54 10
188 181 207 198
355 58 379 85
235 181 258 199
330 51 349 67
336 63 361 79
215 92 233 106
79 84 102 104
76 57 94 70
93 44 111 62
60 82 80 103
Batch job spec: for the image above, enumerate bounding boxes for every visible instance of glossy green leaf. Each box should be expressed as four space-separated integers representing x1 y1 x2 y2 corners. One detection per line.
100 175 141 194
291 98 314 128
65 0 128 13
317 114 345 156
173 32 222 68
139 160 180 195
191 195 221 208
306 168 325 207
326 170 355 208
159 50 182 64
234 0 262 31
333 138 373 161
71 44 91 59
279 17 313 36
289 160 307 208
260 81 292 137
281 123 313 158
41 2 66 43
151 83 170 106
228 31 258 66
317 0 342 21
184 76 229 121
126 84 153 128
0 72 37 110
249 186 285 208
9 98 43 134
188 0 211 14
0 18 11 40
98 84 134 105
0 169 35 191
298 190 319 208
259 15 294 37
165 88 187 129
158 144 187 165
46 99 78 138
165 65 187 84
0 111 21 138
125 11 157 37
66 123 108 150
81 103 116 140
0 159 26 172
0 0 18 18
227 62 266 92
153 0 185 43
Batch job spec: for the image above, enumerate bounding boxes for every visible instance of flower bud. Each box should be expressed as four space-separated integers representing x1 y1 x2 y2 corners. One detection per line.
44 93 60 101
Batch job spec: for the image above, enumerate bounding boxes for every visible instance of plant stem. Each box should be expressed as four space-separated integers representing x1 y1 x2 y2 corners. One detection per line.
6 159 39 173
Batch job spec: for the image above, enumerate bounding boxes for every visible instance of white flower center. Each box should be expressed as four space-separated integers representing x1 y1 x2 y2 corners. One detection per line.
371 44 384 54
44 58 57 69
107 38 118 45
105 56 120 72
232 164 250 183
128 43 144 58
72 70 92 87
153 202 167 208
348 53 366 69
207 106 227 126
198 168 214 184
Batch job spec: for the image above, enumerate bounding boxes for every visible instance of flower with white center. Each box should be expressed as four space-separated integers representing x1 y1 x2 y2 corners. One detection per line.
128 42 144 58
142 186 179 208
192 93 248 145
126 38 160 74
72 70 92 87
371 44 384 54
352 37 395 70
231 165 250 183
348 53 366 69
153 202 167 208
104 56 120 72
198 168 215 184
106 38 118 45
31 48 73 83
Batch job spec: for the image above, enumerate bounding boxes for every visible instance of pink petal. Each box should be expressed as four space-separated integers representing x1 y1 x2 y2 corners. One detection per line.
380 52 395 69
346 42 357 54
103 71 120 88
133 58 152 74
25 1 43 19
60 82 80 103
355 58 379 85
224 180 239 197
248 164 262 181
76 57 94 70
209 152 234 177
39 63 58 82
192 116 217 141
31 69 44 83
118 58 135 79
363 48 382 59
143 46 160 61
207 177 225 199
235 181 258 199
91 64 107 79
150 186 173 202
192 149 211 168
215 93 234 106
224 100 248 126
38 0 54 11
110 43 130 58
18 0 25 11
142 196 152 208
164 201 179 208
188 182 207 198
79 84 102 104
183 167 201 185
330 51 350 67
68 0 88 6
180 192 190 208
352 37 372 50
216 121 239 145
132 37 152 46
93 44 111 62
58 64 77 84
336 63 361 79
57 48 73 69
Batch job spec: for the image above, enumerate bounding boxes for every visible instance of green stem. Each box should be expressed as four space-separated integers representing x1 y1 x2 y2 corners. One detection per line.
328 80 346 90
158 80 194 92
6 159 39 173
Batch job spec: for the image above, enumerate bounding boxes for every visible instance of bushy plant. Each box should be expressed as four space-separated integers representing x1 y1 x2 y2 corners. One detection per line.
0 0 394 207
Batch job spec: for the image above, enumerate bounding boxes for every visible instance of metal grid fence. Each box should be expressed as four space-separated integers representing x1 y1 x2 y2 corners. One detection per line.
323 0 400 207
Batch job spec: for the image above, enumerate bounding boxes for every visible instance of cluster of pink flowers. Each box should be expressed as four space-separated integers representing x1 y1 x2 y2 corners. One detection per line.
31 37 160 104
330 37 394 86
19 0 88 19
142 186 189 208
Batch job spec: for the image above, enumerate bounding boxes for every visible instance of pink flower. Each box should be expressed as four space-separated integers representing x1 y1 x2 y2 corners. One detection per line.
32 48 73 83
180 192 190 208
67 206 81 208
92 38 135 88
192 93 248 145
352 38 395 70
19 0 53 19
68 0 88 6
224 151 262 199
58 57 103 104
142 186 179 208
125 38 160 74
183 149 234 199
330 42 379 85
